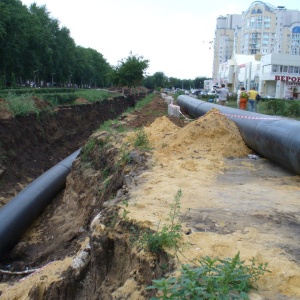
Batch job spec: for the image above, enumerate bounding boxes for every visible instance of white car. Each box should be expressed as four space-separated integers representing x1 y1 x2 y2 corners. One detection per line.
207 89 218 96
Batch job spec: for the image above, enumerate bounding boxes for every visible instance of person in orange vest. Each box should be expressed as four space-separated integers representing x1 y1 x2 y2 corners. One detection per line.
239 87 248 110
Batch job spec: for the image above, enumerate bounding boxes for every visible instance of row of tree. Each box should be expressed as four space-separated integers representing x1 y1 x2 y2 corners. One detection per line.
143 72 210 91
0 0 112 88
0 0 210 90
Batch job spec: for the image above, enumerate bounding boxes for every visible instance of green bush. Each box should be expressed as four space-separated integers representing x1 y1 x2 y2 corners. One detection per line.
42 93 77 105
265 100 286 115
285 101 300 117
148 252 270 299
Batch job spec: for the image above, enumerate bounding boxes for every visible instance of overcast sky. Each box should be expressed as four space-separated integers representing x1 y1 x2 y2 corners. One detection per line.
20 0 300 79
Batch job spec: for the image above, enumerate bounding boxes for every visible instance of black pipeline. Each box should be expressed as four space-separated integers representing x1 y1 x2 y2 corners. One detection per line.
177 95 300 175
0 149 81 257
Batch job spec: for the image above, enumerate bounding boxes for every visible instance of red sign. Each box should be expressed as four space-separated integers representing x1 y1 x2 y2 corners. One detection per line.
275 75 300 82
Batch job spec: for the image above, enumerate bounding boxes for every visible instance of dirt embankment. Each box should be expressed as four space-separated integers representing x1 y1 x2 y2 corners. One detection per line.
0 95 139 203
0 94 183 299
1 94 300 299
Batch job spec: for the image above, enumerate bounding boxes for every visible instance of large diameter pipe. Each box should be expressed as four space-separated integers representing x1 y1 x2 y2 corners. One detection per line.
177 95 300 175
0 149 81 257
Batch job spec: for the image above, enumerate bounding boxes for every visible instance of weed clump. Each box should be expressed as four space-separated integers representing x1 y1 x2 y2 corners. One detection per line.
133 129 150 149
147 252 270 299
138 189 183 253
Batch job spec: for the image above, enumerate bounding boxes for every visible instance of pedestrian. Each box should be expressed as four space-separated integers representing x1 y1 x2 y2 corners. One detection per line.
215 84 229 106
239 87 248 110
237 87 241 108
247 86 259 112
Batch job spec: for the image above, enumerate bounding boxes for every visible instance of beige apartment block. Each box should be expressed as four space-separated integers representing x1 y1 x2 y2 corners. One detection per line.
213 1 300 84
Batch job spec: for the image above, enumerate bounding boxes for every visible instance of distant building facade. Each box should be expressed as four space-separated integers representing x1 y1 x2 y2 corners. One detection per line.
213 1 300 91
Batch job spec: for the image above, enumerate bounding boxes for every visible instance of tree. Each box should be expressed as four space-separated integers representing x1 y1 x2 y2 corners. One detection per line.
194 77 209 89
111 52 149 94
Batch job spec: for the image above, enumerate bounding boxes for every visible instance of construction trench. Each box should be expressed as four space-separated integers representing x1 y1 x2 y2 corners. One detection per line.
0 94 300 299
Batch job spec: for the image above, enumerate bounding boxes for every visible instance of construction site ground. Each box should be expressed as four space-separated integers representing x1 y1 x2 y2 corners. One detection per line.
0 94 300 299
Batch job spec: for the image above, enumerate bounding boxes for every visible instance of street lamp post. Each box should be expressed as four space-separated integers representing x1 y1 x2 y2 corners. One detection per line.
81 77 84 88
50 73 55 87
68 75 72 87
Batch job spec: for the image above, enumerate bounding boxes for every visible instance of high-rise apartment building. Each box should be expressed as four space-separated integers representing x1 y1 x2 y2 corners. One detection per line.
213 1 300 83
212 14 241 83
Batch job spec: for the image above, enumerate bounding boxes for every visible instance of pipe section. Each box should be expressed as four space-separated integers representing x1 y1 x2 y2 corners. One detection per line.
177 95 300 175
0 149 81 257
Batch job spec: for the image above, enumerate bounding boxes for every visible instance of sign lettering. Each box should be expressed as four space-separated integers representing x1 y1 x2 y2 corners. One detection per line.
275 75 300 82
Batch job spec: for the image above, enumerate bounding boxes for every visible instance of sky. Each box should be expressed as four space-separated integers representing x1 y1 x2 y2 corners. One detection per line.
20 0 300 80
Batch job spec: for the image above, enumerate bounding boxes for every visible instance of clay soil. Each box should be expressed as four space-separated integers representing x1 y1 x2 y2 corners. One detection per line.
1 94 300 299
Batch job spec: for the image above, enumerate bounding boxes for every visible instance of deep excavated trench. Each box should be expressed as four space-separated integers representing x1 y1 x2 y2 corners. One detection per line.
0 93 178 299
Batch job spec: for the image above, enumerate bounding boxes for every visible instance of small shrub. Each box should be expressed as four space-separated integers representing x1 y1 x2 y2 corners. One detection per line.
147 252 270 299
119 145 131 165
133 129 150 149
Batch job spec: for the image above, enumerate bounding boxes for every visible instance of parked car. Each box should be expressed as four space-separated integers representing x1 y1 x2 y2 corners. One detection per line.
207 89 218 96
263 95 276 100
200 91 208 95
192 90 201 95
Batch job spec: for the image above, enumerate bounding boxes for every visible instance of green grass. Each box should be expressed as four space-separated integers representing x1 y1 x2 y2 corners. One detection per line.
97 119 126 133
81 138 97 161
138 189 183 253
4 93 41 116
0 88 124 115
125 93 155 113
73 89 121 102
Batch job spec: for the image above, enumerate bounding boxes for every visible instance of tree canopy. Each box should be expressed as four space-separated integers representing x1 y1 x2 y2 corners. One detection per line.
0 0 111 88
0 1 210 90
111 52 149 91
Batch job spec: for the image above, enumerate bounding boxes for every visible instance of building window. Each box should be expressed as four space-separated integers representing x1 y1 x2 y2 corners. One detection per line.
257 9 262 14
251 9 256 14
272 65 279 72
263 65 271 74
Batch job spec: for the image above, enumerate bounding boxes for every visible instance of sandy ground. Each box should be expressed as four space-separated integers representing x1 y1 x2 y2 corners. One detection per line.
123 111 300 299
